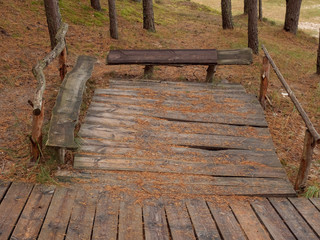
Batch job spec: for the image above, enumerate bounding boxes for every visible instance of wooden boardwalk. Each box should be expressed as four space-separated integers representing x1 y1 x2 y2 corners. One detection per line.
73 79 295 196
0 181 319 240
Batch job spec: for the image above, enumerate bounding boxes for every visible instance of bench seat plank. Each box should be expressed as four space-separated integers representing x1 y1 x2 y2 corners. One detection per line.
46 55 96 149
107 49 218 65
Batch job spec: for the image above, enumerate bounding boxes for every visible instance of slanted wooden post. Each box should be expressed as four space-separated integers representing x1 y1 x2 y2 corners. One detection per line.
144 65 154 78
259 56 270 109
59 47 67 80
206 65 216 82
30 100 45 163
294 129 316 191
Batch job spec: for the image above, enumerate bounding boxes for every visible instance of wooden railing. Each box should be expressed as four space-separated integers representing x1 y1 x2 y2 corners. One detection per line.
259 45 320 191
29 22 68 163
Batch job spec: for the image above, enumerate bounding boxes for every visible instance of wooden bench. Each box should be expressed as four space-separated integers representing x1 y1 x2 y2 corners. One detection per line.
46 55 96 162
106 48 252 81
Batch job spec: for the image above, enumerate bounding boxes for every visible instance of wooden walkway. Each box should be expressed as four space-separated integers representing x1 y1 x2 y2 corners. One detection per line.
73 79 295 197
0 181 320 240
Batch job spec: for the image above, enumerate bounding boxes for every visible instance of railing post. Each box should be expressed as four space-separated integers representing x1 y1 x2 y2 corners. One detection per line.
59 47 67 81
294 129 315 191
206 65 217 82
144 65 154 78
259 56 270 109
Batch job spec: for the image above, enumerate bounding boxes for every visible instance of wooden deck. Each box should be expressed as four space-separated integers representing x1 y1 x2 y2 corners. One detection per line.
73 79 295 197
0 181 319 240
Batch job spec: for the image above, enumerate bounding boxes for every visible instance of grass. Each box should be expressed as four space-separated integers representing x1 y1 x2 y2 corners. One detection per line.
304 185 320 198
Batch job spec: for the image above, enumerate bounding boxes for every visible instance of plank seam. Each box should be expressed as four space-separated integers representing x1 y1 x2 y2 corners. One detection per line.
0 181 12 204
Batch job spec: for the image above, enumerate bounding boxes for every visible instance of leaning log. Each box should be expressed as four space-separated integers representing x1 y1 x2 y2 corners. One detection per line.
30 22 68 162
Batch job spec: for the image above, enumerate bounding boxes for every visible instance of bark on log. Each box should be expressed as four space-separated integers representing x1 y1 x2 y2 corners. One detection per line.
59 47 67 81
108 0 118 39
32 23 68 115
143 0 156 32
317 30 320 75
206 65 217 82
244 0 248 15
259 0 262 21
248 0 259 54
30 100 45 163
262 45 320 144
259 56 270 109
44 0 62 49
294 130 315 191
221 0 234 29
284 0 302 35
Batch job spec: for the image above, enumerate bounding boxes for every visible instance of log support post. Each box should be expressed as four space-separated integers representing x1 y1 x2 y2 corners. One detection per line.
294 129 316 191
59 47 67 81
58 147 66 164
144 65 154 78
30 100 45 163
259 56 270 109
206 65 217 82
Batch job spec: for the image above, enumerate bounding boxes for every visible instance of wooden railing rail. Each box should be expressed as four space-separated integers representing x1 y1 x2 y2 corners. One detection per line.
259 45 319 191
30 22 68 163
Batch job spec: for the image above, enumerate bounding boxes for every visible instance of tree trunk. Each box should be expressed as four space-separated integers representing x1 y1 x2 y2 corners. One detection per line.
221 0 233 29
143 0 156 32
44 0 62 49
244 0 248 15
248 0 259 54
108 0 118 39
259 0 262 21
284 0 302 35
317 30 320 75
91 0 101 11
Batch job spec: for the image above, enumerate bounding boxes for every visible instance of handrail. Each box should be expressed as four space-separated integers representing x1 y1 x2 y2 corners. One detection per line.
259 45 319 191
32 22 68 115
30 22 68 162
261 45 320 144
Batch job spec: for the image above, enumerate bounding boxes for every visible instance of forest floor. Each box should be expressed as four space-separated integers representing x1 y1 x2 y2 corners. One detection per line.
0 0 319 195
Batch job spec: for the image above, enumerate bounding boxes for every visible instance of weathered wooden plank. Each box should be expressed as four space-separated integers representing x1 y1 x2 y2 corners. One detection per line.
46 55 96 149
11 185 55 240
250 198 295 240
165 202 196 240
269 197 319 240
118 198 143 240
92 192 119 240
288 197 320 237
207 201 247 240
310 198 320 210
78 143 282 168
229 200 271 240
0 182 33 239
186 199 221 240
74 155 288 179
65 189 97 239
107 49 218 65
143 203 170 240
217 48 252 65
38 187 75 240
0 181 10 203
